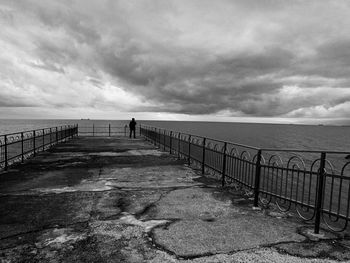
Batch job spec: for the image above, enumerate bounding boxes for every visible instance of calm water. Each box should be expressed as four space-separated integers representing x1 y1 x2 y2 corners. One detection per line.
0 119 349 152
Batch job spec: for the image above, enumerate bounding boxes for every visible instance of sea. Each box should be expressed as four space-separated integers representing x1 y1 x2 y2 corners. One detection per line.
1 119 349 152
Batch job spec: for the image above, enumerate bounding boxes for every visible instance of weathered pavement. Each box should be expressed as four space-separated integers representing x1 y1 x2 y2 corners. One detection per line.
0 137 350 262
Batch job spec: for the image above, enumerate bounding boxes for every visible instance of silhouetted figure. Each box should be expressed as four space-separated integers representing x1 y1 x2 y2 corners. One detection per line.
129 118 136 138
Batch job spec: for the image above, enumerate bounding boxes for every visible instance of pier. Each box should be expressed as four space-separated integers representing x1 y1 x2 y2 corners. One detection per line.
1 133 350 262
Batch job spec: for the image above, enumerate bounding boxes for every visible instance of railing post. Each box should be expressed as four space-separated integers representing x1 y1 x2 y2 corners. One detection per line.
33 130 36 156
158 129 161 148
93 124 95 137
221 142 227 187
56 127 58 143
202 138 206 174
156 128 158 146
314 152 326 234
4 135 8 171
155 128 158 145
253 149 262 207
188 135 191 165
178 133 181 159
153 128 156 145
63 126 65 141
153 128 158 146
42 129 45 151
139 124 142 137
169 131 173 154
49 128 52 147
21 132 24 163
155 128 157 145
109 124 111 137
163 130 166 151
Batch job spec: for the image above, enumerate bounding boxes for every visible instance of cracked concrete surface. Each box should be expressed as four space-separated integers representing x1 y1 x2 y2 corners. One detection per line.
0 137 350 262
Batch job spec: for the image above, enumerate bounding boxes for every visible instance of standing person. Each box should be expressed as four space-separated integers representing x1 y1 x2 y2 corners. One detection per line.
129 118 137 138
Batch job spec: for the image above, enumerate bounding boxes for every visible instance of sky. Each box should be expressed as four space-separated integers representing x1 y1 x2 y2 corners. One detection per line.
1 0 350 124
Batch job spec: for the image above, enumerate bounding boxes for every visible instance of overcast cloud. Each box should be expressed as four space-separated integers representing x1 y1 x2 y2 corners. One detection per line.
1 0 350 123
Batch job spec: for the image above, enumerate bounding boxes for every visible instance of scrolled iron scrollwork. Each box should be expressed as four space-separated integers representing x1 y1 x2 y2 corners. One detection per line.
229 147 239 157
8 135 20 143
267 154 284 167
322 161 350 232
270 154 294 213
259 154 284 208
281 155 315 221
191 137 200 145
240 150 251 161
206 142 213 149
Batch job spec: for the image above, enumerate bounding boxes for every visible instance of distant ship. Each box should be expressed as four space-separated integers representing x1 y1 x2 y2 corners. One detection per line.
80 118 90 120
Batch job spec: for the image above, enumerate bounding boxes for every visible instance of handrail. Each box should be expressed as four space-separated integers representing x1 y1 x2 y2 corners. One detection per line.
140 124 350 234
139 124 261 150
0 124 78 171
0 125 73 137
77 124 128 137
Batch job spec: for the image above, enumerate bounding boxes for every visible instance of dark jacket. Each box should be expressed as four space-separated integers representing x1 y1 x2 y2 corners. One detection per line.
129 120 136 130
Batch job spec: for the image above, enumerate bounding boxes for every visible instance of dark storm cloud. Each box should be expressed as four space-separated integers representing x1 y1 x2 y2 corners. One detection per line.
1 0 350 120
0 97 35 107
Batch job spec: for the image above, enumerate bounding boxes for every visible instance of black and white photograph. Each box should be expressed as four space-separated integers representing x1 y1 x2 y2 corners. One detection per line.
1 1 350 262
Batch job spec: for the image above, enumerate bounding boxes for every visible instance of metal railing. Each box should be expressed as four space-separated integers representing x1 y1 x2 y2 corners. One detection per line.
140 125 350 234
78 124 128 137
0 125 78 171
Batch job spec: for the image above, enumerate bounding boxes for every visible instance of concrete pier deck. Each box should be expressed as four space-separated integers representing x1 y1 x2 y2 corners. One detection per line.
1 137 350 262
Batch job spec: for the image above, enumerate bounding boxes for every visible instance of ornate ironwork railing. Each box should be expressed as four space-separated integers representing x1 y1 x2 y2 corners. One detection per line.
78 124 128 136
140 125 350 234
0 125 78 171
